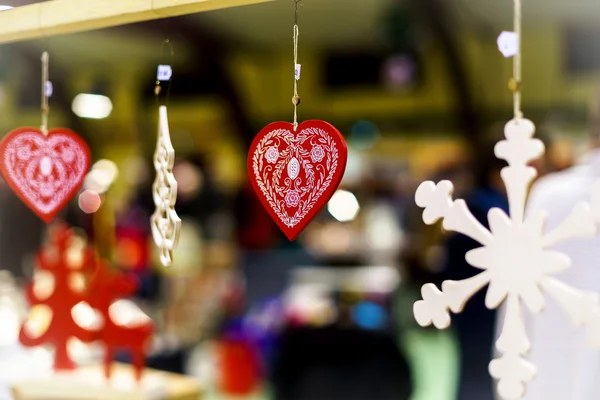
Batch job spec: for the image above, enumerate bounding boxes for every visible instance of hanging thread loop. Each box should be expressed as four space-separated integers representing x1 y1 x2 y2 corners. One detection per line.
155 39 174 106
40 51 50 136
512 0 523 120
292 0 301 131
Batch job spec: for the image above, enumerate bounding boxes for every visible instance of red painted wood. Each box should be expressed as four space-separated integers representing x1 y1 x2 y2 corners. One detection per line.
0 127 90 223
248 120 348 240
86 261 154 381
19 223 97 370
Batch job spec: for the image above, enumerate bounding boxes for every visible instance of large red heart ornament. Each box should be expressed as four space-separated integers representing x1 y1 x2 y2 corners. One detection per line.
248 120 348 241
0 127 91 223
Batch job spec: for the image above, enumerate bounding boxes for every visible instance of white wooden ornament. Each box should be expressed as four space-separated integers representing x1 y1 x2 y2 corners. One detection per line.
151 105 181 267
413 118 600 400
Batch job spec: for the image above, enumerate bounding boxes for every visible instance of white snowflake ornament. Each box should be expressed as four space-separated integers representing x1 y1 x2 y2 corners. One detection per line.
413 118 600 400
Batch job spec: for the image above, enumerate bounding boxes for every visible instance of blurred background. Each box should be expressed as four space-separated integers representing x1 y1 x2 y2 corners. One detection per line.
0 0 597 399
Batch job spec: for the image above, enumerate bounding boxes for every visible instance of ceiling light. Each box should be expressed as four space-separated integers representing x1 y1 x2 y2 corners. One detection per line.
72 93 113 119
0 6 14 12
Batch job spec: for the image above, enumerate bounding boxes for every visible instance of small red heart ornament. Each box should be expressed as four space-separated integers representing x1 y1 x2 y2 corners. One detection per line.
248 120 348 240
0 127 91 223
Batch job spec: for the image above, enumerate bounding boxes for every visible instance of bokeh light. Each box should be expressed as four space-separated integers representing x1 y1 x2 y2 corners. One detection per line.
72 93 113 119
78 190 102 214
327 190 360 222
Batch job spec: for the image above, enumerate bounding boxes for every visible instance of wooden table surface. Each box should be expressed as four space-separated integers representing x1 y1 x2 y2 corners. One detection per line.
11 362 203 400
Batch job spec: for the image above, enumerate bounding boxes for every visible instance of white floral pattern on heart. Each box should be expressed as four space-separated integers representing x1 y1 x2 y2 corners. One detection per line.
2 132 88 216
252 127 340 228
265 147 279 164
311 145 325 163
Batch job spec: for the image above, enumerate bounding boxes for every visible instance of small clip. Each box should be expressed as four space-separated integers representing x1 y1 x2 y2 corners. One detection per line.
157 65 173 82
44 81 53 97
497 31 519 58
295 64 301 80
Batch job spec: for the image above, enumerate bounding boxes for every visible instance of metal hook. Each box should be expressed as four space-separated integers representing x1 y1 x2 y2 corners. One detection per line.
294 0 301 26
160 38 175 58
156 39 174 106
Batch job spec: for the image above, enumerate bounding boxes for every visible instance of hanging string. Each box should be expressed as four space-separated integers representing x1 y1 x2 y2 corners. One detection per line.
512 0 523 120
38 2 51 136
155 39 174 107
41 51 49 136
292 0 301 131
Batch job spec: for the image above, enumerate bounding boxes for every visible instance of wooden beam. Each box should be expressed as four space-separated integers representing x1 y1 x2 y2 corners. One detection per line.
0 0 273 44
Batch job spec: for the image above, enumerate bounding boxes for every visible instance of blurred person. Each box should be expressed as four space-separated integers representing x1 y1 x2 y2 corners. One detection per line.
518 94 600 400
442 138 507 400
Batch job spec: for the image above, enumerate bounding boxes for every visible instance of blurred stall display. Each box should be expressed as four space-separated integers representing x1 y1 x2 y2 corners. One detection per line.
363 200 404 265
273 262 411 400
173 161 204 200
350 121 380 150
217 322 262 396
353 301 387 330
285 284 337 327
0 271 53 400
0 127 91 223
153 219 203 277
161 267 232 347
0 270 27 346
340 148 366 186
282 265 401 333
185 340 217 387
291 266 400 295
116 225 150 272
303 221 362 259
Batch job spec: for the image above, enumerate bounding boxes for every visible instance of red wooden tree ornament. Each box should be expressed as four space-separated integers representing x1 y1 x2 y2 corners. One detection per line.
19 223 154 381
19 224 97 370
248 120 348 240
0 127 91 223
86 260 154 381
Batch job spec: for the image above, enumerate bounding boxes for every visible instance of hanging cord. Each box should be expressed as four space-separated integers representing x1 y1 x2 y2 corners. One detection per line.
41 51 49 136
155 39 174 107
511 0 523 120
38 3 51 136
292 0 301 131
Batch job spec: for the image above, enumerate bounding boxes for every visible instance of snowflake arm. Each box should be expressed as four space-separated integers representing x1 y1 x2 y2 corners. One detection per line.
489 294 536 400
541 202 597 248
494 118 544 224
415 180 493 246
540 277 598 326
414 271 491 329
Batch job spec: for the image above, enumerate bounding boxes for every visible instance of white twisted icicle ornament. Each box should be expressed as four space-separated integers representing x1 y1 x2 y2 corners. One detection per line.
151 105 181 267
413 118 600 400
